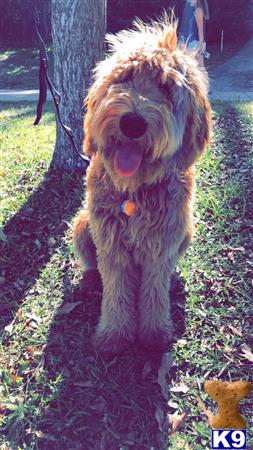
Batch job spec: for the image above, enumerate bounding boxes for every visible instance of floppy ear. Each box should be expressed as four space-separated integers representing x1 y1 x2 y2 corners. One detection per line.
83 96 98 157
174 87 211 170
83 66 113 157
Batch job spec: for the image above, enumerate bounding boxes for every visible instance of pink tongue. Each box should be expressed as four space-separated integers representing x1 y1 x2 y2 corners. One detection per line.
114 142 142 177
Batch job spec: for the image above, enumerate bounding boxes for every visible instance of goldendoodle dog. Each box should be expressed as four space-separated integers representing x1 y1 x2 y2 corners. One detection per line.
73 16 211 355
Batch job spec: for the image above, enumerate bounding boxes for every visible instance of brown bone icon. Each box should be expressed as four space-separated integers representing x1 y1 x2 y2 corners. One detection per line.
204 379 251 429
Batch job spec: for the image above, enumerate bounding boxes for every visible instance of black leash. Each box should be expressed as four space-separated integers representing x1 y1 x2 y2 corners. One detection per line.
33 9 90 167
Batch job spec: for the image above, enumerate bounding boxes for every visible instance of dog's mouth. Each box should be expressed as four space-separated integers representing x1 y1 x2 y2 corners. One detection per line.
113 141 143 177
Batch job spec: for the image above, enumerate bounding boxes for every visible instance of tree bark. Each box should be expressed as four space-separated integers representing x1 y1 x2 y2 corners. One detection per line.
50 0 106 171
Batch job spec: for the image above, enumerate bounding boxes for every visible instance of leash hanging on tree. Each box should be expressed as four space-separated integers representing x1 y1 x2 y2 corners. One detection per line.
33 8 90 166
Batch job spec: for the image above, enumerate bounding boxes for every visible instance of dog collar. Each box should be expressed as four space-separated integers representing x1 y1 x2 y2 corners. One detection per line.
121 200 137 216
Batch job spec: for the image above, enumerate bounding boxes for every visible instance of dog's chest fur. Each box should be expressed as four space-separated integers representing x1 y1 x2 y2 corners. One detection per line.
86 160 193 264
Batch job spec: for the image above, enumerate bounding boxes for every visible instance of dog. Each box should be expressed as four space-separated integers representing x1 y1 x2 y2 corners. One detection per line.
73 15 211 355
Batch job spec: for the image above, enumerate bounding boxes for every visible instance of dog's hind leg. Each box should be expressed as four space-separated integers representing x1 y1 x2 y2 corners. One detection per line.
73 210 97 270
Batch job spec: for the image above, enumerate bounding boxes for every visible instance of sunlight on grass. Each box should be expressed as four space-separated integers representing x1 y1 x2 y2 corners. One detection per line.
0 105 35 120
0 50 16 62
172 102 253 450
0 103 56 225
7 66 26 75
0 47 53 90
0 101 252 450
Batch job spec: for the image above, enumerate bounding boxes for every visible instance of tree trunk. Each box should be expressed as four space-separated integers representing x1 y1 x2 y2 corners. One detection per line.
50 0 106 171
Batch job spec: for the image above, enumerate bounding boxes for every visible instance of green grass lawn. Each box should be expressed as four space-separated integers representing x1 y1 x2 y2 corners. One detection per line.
0 37 248 91
0 48 54 90
0 101 252 449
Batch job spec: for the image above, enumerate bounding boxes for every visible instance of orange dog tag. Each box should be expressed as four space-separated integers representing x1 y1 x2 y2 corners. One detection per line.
121 200 137 216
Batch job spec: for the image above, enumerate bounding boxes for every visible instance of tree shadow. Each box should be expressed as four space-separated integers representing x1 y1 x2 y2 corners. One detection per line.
0 47 54 90
0 102 54 124
36 269 186 450
2 102 252 448
212 103 252 228
0 168 84 334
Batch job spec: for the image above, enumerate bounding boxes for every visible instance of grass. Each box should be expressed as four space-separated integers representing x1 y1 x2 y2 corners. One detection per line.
0 36 249 90
0 48 54 90
0 101 252 449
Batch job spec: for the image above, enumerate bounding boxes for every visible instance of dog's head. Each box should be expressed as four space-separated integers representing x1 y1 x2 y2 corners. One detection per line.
84 15 211 192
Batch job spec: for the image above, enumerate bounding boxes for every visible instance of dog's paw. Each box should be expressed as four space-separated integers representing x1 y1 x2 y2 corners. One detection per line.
138 325 175 353
93 327 134 356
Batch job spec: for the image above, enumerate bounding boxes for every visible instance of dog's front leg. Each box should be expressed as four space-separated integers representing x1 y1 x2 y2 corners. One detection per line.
94 258 139 355
138 260 174 352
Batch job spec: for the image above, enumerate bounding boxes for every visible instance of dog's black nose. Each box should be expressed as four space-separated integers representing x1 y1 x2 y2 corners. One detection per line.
119 112 147 139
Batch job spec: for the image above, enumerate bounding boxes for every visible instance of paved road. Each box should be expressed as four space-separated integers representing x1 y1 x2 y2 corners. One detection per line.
209 37 253 101
0 38 253 103
0 89 52 102
1 88 252 103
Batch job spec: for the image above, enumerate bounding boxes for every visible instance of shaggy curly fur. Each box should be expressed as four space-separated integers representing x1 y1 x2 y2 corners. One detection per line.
73 15 211 355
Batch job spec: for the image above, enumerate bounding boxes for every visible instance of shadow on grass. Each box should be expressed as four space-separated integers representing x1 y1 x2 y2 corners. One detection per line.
35 269 186 450
1 106 36 122
0 168 84 334
2 102 252 448
0 102 55 129
212 103 253 233
0 47 54 90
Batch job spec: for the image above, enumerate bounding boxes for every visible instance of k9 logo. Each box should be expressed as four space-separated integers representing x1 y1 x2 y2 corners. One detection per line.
212 430 247 449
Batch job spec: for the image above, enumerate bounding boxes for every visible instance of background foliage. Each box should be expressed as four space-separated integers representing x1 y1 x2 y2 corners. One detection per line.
0 0 51 46
0 0 252 47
